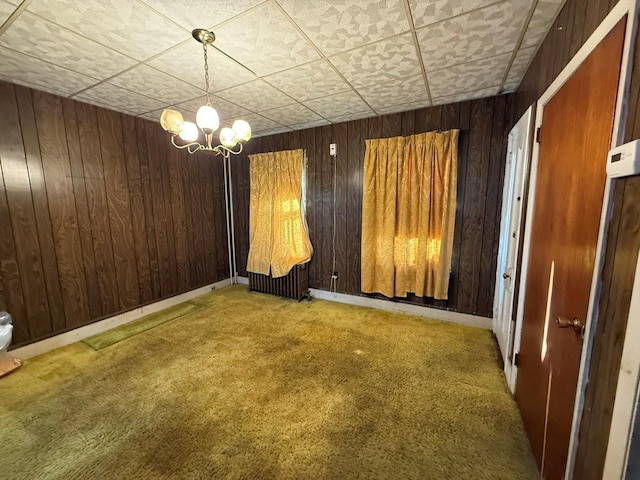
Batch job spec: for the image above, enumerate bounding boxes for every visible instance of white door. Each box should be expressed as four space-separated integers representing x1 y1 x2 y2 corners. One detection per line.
494 106 534 391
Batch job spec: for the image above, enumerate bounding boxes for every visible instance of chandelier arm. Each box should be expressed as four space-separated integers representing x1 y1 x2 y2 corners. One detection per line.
214 143 244 157
171 135 204 154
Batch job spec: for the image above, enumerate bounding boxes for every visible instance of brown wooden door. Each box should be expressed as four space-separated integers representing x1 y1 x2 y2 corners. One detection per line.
515 19 626 480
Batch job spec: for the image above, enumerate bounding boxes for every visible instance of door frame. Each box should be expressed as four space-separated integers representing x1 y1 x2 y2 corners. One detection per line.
494 105 534 392
509 1 640 478
603 253 640 478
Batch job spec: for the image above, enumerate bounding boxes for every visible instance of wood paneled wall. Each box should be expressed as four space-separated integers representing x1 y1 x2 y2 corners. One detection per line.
510 0 640 477
232 95 512 318
0 81 229 348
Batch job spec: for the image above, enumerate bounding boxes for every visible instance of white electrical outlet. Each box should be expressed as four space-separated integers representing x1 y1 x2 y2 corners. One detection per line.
330 143 337 156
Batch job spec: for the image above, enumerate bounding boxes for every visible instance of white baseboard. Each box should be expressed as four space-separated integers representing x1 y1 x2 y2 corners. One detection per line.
237 276 491 329
11 278 232 359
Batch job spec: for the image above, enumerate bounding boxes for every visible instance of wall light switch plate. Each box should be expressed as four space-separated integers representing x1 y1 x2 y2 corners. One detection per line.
330 143 337 156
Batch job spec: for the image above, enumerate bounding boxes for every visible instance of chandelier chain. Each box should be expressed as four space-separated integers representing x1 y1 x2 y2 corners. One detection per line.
203 42 211 105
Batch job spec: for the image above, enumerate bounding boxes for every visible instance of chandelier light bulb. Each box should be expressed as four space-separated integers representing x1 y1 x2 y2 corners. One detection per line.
219 128 238 148
179 121 199 142
232 120 252 143
196 105 220 134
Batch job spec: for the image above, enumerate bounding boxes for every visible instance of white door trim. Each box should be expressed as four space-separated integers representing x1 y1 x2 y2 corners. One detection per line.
509 1 640 478
494 105 534 392
604 253 640 479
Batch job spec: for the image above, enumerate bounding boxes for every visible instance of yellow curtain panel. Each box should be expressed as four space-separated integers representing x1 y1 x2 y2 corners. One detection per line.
361 130 458 300
247 149 313 278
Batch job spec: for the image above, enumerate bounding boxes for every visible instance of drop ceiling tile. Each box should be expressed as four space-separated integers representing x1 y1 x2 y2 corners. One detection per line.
409 0 496 28
138 110 163 122
174 95 251 121
0 11 136 80
216 80 295 112
417 0 530 71
264 60 349 102
502 83 519 93
330 33 422 88
375 99 431 116
213 2 319 76
289 119 331 131
0 1 15 23
328 110 376 124
506 46 537 84
431 87 500 106
148 41 256 92
231 113 283 132
255 126 292 137
278 0 410 55
107 65 203 105
357 74 428 111
26 0 189 61
261 103 323 126
429 53 510 98
521 0 565 48
303 91 371 119
0 46 98 97
73 83 166 114
139 0 263 30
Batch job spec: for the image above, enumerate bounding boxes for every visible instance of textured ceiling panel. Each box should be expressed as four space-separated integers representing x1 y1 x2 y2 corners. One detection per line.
506 45 537 84
139 0 264 31
233 113 283 132
375 99 431 116
357 74 428 111
264 60 350 102
330 33 422 88
417 0 529 71
213 2 319 76
0 11 136 80
277 0 410 55
216 79 295 111
107 65 204 105
303 90 372 119
428 53 511 98
432 86 500 106
0 45 97 96
409 0 496 28
148 42 256 93
261 103 323 126
0 0 14 23
289 118 331 131
327 110 376 124
26 0 189 60
521 0 565 48
0 0 565 133
73 83 166 114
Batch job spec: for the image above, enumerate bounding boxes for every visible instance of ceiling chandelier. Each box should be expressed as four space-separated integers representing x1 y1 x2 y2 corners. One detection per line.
160 29 251 158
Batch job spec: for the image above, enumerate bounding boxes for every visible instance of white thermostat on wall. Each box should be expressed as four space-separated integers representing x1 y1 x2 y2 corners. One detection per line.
607 139 640 178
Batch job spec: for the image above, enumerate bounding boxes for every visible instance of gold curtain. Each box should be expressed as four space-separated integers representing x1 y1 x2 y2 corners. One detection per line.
247 149 313 278
361 130 458 300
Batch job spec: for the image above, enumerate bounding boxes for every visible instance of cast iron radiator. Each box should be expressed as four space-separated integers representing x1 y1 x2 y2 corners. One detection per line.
248 263 309 301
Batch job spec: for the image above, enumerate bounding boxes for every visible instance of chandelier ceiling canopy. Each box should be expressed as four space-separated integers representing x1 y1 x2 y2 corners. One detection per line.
160 29 251 158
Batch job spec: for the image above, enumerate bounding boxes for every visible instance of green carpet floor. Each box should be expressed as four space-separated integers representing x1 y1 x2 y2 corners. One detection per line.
0 285 537 479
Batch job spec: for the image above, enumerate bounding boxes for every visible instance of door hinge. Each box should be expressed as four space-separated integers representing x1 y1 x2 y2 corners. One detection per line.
535 127 541 144
514 352 520 367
